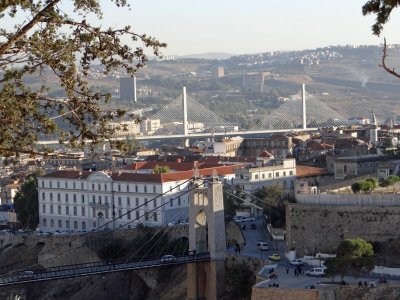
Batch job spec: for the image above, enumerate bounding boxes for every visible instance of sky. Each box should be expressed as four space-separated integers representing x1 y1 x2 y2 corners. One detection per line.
31 1 400 56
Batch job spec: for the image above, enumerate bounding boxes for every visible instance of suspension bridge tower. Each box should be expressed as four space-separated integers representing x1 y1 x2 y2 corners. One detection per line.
187 177 226 300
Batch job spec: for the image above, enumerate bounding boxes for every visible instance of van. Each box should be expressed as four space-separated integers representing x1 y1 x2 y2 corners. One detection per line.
306 268 325 277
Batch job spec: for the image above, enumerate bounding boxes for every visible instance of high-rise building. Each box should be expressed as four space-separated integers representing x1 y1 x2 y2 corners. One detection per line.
242 72 269 93
119 76 137 102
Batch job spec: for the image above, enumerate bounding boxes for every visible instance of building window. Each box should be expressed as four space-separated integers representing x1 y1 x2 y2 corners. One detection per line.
73 194 76 202
144 186 147 193
127 197 130 206
65 182 68 189
66 220 70 229
153 186 156 193
275 172 279 177
92 184 95 190
82 207 85 217
42 204 46 214
136 211 139 219
92 195 95 203
145 213 149 221
57 181 60 188
118 197 122 206
74 221 78 229
66 206 69 215
98 183 101 191
135 185 138 192
50 205 54 214
153 199 157 208
82 221 86 230
153 212 158 222
93 221 96 228
73 182 76 189
255 174 259 180
118 209 122 218
283 171 286 176
268 173 272 178
105 196 108 204
262 174 265 179
144 198 148 208
81 182 84 189
43 218 47 227
135 198 139 206
66 194 69 202
50 219 54 227
289 171 293 176
118 184 121 192
57 193 61 201
50 193 53 201
170 198 173 207
81 195 85 203
105 184 107 191
58 220 62 228
50 181 52 188
73 206 77 216
127 185 130 192
98 196 102 204
178 197 181 206
42 181 45 188
58 206 61 215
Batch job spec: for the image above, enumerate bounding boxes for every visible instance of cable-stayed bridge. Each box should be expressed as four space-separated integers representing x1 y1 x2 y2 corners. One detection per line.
38 85 351 145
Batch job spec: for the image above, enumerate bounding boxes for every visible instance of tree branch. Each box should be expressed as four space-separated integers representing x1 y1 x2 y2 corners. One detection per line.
0 0 61 55
380 38 400 78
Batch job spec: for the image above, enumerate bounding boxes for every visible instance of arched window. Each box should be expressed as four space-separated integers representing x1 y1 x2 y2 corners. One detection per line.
58 220 62 228
66 220 70 229
82 221 86 231
43 218 47 227
50 219 54 227
254 174 259 180
74 221 78 229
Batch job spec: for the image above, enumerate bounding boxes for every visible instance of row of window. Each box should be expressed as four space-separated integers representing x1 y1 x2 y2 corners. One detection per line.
41 180 162 194
41 193 162 208
43 205 83 216
41 212 159 229
253 170 294 180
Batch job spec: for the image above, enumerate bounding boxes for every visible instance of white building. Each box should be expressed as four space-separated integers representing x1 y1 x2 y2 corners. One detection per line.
37 164 239 232
193 137 244 157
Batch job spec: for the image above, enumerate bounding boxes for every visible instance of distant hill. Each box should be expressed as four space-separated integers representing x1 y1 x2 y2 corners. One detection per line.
179 52 235 60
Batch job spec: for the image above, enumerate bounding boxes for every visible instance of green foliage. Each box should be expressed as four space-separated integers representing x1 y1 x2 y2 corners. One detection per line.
223 185 245 221
225 262 255 300
0 1 166 156
379 175 400 187
153 165 170 174
122 135 141 155
362 0 400 36
253 184 286 228
352 178 377 193
351 182 361 194
13 174 39 229
325 238 374 277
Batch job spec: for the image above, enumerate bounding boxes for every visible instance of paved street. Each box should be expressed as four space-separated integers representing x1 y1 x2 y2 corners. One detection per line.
229 217 399 289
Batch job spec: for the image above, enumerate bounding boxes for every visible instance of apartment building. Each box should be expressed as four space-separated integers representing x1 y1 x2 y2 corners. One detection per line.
37 163 240 232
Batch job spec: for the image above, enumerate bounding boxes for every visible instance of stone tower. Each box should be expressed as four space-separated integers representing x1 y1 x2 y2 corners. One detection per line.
187 178 226 300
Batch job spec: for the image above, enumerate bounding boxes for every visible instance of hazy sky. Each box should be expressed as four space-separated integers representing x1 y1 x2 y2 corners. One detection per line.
100 1 400 55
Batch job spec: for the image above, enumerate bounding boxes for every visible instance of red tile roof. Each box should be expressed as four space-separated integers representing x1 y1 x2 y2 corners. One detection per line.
296 165 330 177
41 164 243 183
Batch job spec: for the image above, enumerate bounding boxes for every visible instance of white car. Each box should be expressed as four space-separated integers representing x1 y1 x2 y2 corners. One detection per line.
306 267 325 277
160 255 177 263
290 259 304 266
259 242 269 250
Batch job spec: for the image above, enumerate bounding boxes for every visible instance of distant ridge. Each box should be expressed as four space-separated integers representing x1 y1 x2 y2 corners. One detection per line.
178 52 235 60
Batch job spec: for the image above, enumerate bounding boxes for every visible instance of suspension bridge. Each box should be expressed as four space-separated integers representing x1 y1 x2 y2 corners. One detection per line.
0 177 250 299
38 84 351 145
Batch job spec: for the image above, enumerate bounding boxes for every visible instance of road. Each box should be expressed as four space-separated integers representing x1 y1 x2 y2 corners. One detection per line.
231 217 400 289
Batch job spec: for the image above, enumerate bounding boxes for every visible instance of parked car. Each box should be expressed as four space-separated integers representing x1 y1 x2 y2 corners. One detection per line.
250 223 256 229
242 217 255 222
259 242 269 250
257 240 268 246
160 255 177 263
290 259 304 266
306 268 325 277
268 254 281 261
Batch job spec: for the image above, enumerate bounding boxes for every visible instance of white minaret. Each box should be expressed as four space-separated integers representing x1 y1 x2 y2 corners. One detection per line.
370 109 378 144
133 76 137 102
